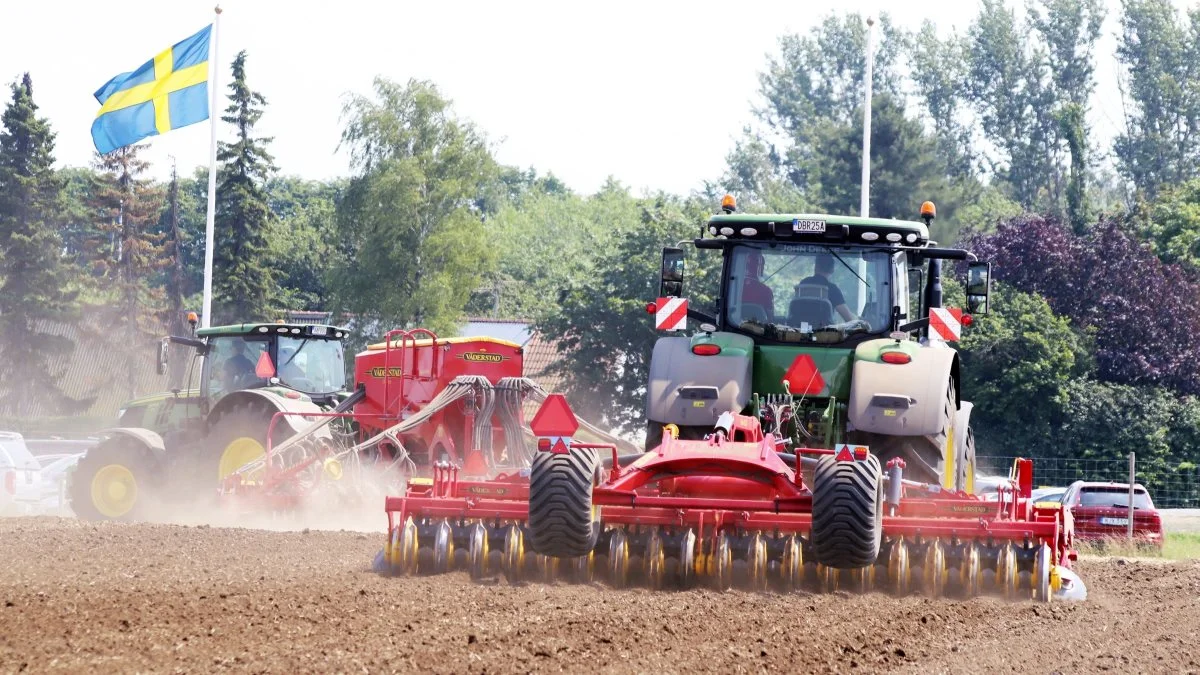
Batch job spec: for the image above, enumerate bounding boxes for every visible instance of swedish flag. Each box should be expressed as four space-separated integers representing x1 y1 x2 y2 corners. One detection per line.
91 24 212 154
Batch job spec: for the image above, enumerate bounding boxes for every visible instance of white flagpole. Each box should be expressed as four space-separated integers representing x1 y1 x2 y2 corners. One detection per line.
860 15 875 218
201 5 222 328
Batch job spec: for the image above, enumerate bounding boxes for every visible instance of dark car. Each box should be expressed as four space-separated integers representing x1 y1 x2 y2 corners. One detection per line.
1063 481 1164 549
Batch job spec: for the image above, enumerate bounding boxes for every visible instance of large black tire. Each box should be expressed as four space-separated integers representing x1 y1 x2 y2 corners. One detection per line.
865 378 957 487
528 445 600 558
810 453 883 569
67 437 164 522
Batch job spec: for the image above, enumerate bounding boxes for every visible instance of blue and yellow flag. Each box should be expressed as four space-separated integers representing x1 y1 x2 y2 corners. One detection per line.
91 24 212 154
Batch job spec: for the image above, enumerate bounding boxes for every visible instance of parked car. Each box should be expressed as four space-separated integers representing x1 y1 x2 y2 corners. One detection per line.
0 432 83 517
1062 481 1164 549
1031 486 1068 504
1 431 45 516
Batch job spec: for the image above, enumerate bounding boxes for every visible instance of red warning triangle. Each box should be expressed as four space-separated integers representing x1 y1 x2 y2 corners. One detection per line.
530 394 580 438
835 445 855 462
550 438 570 455
255 351 276 378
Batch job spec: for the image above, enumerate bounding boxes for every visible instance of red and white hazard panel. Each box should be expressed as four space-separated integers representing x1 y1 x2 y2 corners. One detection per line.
929 307 962 341
655 297 687 331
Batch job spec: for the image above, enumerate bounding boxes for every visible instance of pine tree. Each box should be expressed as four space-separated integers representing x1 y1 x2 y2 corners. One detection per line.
214 50 277 323
0 73 79 416
88 144 167 400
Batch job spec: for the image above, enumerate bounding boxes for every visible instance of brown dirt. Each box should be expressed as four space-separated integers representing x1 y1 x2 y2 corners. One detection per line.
2 517 1199 674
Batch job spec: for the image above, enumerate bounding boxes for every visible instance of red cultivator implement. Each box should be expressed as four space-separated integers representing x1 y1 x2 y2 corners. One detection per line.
381 397 1084 601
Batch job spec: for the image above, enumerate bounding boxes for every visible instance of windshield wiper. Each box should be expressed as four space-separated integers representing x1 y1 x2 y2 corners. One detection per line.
828 250 870 287
284 339 309 367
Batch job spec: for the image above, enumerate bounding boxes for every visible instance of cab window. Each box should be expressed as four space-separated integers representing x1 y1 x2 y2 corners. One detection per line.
206 336 270 400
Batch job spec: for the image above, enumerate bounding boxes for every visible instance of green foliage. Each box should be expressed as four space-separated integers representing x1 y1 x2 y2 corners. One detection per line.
468 180 627 320
807 93 960 224
214 50 278 323
266 176 345 311
0 73 80 416
953 184 1024 236
89 144 168 401
535 194 721 434
1114 0 1200 199
1134 178 1200 268
908 20 974 179
331 77 497 336
956 282 1091 456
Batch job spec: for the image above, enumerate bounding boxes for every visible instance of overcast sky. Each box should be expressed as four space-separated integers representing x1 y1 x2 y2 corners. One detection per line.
1 0 1191 196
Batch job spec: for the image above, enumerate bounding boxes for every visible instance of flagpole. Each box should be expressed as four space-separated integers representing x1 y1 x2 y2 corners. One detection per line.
201 5 222 329
860 15 875 218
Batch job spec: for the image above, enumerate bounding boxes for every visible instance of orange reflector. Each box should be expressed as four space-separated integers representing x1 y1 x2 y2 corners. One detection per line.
880 351 911 365
255 351 276 378
920 201 936 218
537 438 551 452
691 343 721 356
853 446 868 461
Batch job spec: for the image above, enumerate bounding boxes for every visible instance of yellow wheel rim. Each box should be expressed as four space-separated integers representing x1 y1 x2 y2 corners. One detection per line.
942 424 956 490
219 437 265 481
91 464 138 519
965 458 976 494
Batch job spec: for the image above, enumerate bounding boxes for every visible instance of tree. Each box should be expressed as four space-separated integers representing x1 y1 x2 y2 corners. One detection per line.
536 193 722 434
965 214 1200 394
214 50 277 323
89 144 168 400
331 77 497 336
1114 0 1200 200
966 0 1059 210
1029 0 1106 232
955 282 1092 457
0 73 79 416
1134 178 1200 267
807 93 960 229
266 176 345 311
756 12 906 189
908 20 974 180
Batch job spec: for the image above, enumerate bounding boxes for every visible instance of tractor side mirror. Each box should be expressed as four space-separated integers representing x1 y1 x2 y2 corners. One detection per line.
660 247 685 298
966 261 992 315
156 338 169 375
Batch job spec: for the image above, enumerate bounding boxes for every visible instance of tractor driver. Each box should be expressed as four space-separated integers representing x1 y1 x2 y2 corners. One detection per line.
742 250 775 321
220 340 258 391
798 253 856 322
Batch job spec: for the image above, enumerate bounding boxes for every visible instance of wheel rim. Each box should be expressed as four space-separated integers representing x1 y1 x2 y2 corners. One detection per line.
91 464 138 519
219 437 265 481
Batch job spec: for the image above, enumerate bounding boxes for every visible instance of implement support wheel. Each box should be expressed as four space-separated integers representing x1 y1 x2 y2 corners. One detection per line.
528 445 600 558
811 453 884 568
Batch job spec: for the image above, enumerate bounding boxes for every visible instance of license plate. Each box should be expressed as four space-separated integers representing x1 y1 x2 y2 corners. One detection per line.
793 219 826 234
1099 516 1129 526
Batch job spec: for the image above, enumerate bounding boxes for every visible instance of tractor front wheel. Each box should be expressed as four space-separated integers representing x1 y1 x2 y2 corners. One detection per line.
527 444 600 558
68 438 163 522
810 453 883 569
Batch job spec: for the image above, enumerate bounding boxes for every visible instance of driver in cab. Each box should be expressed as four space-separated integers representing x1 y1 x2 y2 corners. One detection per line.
798 253 857 322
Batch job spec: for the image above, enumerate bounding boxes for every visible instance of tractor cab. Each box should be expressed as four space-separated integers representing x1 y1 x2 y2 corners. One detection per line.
664 197 992 347
159 322 350 412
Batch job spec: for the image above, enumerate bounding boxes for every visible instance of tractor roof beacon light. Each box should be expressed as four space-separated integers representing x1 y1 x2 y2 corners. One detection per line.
920 201 936 226
721 194 736 214
187 311 199 334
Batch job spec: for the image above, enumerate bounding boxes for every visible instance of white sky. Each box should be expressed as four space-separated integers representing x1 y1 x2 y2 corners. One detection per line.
2 0 1196 196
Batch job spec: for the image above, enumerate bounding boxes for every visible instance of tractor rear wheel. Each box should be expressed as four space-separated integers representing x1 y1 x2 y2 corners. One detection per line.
527 445 600 558
198 404 290 496
68 438 163 522
868 378 958 488
810 453 883 569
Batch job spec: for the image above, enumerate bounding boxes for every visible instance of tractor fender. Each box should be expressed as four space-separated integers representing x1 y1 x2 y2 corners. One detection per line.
645 333 753 427
97 427 167 455
208 389 329 438
846 343 960 437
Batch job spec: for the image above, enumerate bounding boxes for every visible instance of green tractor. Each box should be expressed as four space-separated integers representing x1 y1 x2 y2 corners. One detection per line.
68 319 354 521
646 198 992 494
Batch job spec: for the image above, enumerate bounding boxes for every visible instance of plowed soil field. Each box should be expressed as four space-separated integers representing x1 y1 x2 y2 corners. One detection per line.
2 517 1199 674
